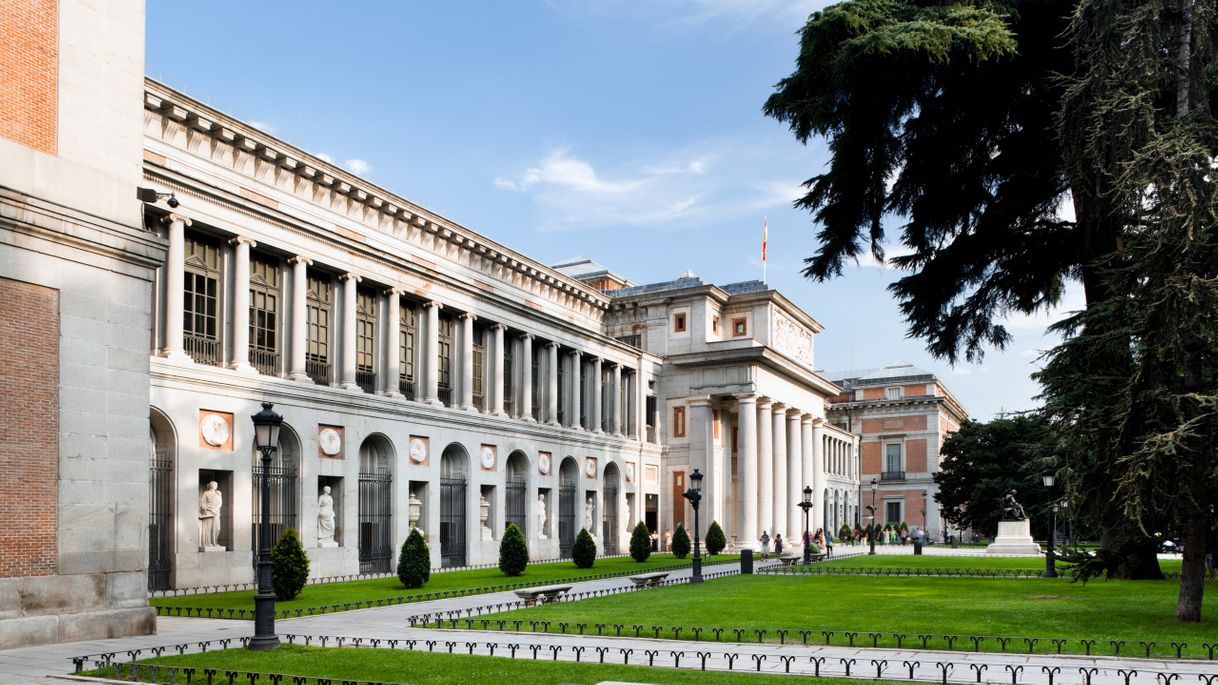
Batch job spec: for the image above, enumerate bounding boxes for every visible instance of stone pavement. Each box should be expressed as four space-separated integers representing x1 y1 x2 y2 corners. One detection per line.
1 554 1210 684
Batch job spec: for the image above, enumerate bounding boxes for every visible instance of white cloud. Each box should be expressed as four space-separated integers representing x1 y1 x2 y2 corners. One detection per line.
247 120 277 135
315 152 335 164
343 159 372 176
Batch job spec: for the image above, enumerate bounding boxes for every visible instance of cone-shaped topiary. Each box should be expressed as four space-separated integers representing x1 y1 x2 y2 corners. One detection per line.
499 522 529 576
671 523 691 559
839 524 852 541
629 521 652 562
397 528 431 588
705 520 726 556
572 528 597 568
271 528 309 600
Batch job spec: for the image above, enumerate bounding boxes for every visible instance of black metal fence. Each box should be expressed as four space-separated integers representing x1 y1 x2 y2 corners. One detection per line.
558 483 576 557
505 475 526 535
358 468 392 574
440 477 466 568
148 450 174 592
251 464 298 567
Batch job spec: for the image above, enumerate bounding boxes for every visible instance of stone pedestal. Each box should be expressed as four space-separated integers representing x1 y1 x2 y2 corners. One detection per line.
199 545 226 553
317 540 338 549
987 519 1042 555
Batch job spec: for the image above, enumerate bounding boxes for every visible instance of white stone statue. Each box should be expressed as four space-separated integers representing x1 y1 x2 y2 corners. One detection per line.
408 492 422 530
584 496 595 534
537 493 548 539
621 499 631 535
198 481 224 551
480 495 493 541
317 486 337 547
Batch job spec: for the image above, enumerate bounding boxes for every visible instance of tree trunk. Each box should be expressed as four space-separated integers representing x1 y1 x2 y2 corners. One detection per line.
1176 464 1208 621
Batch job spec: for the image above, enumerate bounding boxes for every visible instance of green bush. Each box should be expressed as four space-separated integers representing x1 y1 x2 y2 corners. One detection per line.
572 528 597 568
629 521 652 562
839 524 853 541
397 528 431 588
271 528 309 601
705 520 726 556
671 524 691 559
499 522 529 576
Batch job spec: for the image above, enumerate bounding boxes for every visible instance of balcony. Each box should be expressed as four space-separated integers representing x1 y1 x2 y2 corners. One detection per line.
880 470 906 482
184 334 221 366
399 375 415 400
356 369 376 394
306 358 331 385
249 348 280 376
437 385 452 407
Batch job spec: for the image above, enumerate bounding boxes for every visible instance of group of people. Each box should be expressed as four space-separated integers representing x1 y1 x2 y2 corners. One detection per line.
756 528 836 558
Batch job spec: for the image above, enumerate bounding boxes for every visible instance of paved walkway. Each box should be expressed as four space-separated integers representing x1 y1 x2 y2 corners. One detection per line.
1 553 1208 684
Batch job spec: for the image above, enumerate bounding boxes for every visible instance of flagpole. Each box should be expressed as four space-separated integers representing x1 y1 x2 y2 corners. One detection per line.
762 217 768 285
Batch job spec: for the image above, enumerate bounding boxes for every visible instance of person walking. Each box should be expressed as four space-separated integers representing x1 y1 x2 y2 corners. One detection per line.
760 530 771 558
775 533 784 556
825 530 834 557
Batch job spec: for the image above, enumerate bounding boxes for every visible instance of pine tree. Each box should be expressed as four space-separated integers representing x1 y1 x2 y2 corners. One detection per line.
271 528 309 601
671 524 691 559
572 528 597 569
629 521 652 562
705 521 726 556
397 528 430 589
498 522 529 577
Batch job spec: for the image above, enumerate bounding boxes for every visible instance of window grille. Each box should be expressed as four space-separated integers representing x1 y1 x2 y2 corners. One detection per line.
437 315 453 406
399 304 416 399
306 273 332 384
556 350 566 425
505 456 527 535
148 444 173 592
472 325 485 410
355 288 377 393
251 439 298 567
530 343 540 421
503 339 515 416
183 233 221 366
249 253 280 375
358 442 392 573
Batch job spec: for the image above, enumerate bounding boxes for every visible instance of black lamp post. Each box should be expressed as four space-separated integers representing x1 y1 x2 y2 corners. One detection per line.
1042 468 1057 579
683 468 704 583
798 485 814 564
250 402 283 650
868 478 878 555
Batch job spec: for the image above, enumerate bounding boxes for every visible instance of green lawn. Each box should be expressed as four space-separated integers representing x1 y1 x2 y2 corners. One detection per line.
470 574 1217 659
813 553 1184 573
85 645 887 684
152 554 736 615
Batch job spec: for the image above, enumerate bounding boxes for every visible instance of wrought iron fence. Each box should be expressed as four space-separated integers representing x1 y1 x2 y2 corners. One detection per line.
356 369 377 394
249 348 280 376
440 477 466 568
358 468 392 574
306 358 331 385
184 334 221 366
147 450 173 592
251 464 298 567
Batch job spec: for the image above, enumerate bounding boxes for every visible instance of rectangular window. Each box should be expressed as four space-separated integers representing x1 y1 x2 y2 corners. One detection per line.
673 406 686 438
530 342 540 421
399 303 416 399
437 315 453 405
712 315 720 335
503 337 515 416
183 233 221 366
249 253 280 375
306 273 332 384
886 386 903 400
355 288 377 393
712 410 720 441
886 501 902 526
883 443 904 480
556 348 566 425
472 325 485 410
731 317 747 337
673 312 687 333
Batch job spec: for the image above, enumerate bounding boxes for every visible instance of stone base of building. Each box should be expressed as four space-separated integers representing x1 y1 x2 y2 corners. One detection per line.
987 520 1042 555
0 606 157 650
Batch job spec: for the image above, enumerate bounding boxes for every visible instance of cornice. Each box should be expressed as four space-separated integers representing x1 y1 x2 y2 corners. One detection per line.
143 78 609 314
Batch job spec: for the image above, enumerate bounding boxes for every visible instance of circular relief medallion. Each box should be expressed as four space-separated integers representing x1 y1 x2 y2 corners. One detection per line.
480 446 496 470
409 438 427 464
318 428 342 456
538 453 551 475
200 414 229 447
626 463 636 483
585 458 597 477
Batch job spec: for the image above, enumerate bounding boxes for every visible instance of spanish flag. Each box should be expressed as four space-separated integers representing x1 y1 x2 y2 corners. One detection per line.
762 217 768 283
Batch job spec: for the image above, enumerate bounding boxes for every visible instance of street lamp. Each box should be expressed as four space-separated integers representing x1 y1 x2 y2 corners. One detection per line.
683 468 704 583
250 402 283 650
1042 468 1057 579
798 485 814 564
868 478 878 555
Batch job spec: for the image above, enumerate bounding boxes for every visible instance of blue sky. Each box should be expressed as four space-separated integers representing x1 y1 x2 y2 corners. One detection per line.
146 0 1076 420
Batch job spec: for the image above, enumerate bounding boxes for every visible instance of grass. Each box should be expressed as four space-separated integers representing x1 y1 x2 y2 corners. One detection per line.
470 574 1218 659
151 553 736 614
815 553 1184 573
84 644 888 684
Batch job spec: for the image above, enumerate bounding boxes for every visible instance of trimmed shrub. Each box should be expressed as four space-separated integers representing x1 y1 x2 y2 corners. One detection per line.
271 528 309 601
397 528 431 588
629 521 652 562
839 524 853 541
705 520 726 556
572 528 597 568
499 522 529 577
671 524 691 559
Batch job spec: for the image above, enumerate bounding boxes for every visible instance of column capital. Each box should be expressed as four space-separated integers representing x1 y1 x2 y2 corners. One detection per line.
570 349 582 358
734 392 757 404
687 396 715 409
423 300 442 311
458 311 477 321
229 236 257 248
756 397 773 409
163 213 192 227
341 272 361 284
801 413 816 424
385 286 405 297
518 331 533 341
786 407 803 417
591 355 603 364
288 255 313 267
490 322 507 331
771 401 786 411
545 340 558 349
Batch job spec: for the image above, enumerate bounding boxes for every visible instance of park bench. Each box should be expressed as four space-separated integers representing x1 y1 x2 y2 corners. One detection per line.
513 584 573 607
627 571 670 588
778 552 827 566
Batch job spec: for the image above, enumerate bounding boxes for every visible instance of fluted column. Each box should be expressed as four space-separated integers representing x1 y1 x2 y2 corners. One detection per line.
787 409 803 541
771 403 788 538
689 398 715 539
228 237 256 373
519 333 534 421
736 394 758 549
460 313 476 410
423 301 441 404
569 350 582 429
812 419 826 535
611 363 622 436
383 289 403 396
757 398 774 540
491 324 506 415
339 273 360 390
801 415 815 535
162 214 191 360
591 357 603 433
288 257 312 381
546 342 560 425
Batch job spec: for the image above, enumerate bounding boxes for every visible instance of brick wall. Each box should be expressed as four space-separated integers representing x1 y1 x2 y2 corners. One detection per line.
905 438 928 472
860 441 880 475
861 414 927 434
0 277 59 577
0 0 58 155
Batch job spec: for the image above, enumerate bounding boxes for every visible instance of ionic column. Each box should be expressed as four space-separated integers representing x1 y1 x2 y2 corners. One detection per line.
757 398 774 540
422 301 441 404
460 313 476 411
161 214 191 361
339 273 360 390
688 398 715 539
736 394 758 549
519 333 534 421
801 415 815 533
771 403 788 539
787 409 803 542
288 256 312 382
611 363 623 436
545 342 560 425
569 350 582 429
812 419 826 536
591 357 603 432
491 324 506 415
384 289 402 396
228 237 257 373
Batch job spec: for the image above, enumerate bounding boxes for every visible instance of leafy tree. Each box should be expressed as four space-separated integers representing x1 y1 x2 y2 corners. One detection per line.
629 521 652 562
271 528 309 601
498 522 528 577
572 528 597 569
397 529 430 589
705 521 726 556
671 524 691 559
